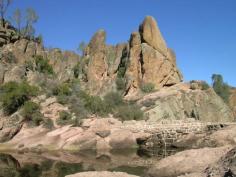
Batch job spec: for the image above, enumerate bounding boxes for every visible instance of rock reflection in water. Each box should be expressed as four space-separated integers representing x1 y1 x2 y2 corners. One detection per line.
0 148 179 177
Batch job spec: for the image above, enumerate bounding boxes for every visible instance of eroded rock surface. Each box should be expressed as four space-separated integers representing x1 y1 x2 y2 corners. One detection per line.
65 171 139 177
148 146 232 177
139 82 234 122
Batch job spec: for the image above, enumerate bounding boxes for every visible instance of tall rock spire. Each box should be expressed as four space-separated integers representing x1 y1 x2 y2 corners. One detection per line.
139 16 168 56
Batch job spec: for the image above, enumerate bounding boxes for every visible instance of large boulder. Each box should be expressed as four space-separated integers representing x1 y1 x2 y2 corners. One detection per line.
138 82 234 122
148 146 232 177
3 65 26 83
174 125 236 149
65 171 139 177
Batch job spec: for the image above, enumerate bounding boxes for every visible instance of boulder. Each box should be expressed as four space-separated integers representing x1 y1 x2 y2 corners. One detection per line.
3 65 26 83
148 146 232 177
109 129 137 149
174 125 236 149
206 147 236 177
65 171 139 177
139 83 234 122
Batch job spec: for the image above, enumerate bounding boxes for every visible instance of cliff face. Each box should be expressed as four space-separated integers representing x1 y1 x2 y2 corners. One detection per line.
82 16 182 96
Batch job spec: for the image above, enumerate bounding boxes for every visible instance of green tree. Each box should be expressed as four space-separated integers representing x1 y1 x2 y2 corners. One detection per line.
212 74 230 103
0 0 12 26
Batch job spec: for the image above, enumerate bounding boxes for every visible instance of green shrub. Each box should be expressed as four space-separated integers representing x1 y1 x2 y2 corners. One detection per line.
53 83 72 96
31 112 44 126
201 81 210 90
116 78 126 91
72 118 83 127
43 118 54 129
22 101 40 120
57 111 72 125
115 104 144 121
142 99 156 107
104 92 124 109
35 55 54 75
21 101 44 126
85 96 107 115
212 74 230 103
0 82 38 115
73 62 80 78
141 83 155 93
25 59 34 71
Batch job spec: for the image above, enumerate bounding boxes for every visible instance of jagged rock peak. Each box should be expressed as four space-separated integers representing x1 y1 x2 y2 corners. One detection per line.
87 29 106 54
139 16 168 56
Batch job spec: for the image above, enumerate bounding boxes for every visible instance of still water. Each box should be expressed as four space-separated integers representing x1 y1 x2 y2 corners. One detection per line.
0 148 179 177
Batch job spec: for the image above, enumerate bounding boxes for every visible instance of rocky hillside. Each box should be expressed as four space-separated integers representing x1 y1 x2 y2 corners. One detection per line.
0 16 182 97
0 15 235 146
229 87 236 116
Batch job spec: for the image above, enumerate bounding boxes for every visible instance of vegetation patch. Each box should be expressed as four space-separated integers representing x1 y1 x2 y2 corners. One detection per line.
212 74 230 103
141 83 155 93
21 101 44 126
35 55 54 75
116 77 126 91
57 111 73 125
0 81 38 115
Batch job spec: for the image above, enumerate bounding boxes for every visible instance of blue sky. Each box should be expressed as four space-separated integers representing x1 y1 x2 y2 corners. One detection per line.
7 0 236 86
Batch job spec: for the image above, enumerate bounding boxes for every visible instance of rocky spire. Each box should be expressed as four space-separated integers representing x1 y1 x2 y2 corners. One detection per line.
139 16 168 56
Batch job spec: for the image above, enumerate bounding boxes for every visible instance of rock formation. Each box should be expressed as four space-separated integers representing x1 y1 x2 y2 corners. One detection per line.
0 15 235 155
138 82 235 122
65 171 139 177
148 146 232 177
0 22 19 47
81 16 182 96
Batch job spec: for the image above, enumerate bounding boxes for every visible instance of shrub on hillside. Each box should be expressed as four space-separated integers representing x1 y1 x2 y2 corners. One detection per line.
52 83 72 96
43 118 54 129
200 81 210 90
57 111 72 125
116 77 126 91
115 104 144 121
35 55 54 75
103 92 124 109
141 83 155 93
212 74 231 103
84 95 107 115
0 82 38 115
21 101 44 126
73 62 80 78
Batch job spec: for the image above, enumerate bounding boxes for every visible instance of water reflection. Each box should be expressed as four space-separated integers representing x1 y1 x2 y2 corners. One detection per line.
0 148 179 177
